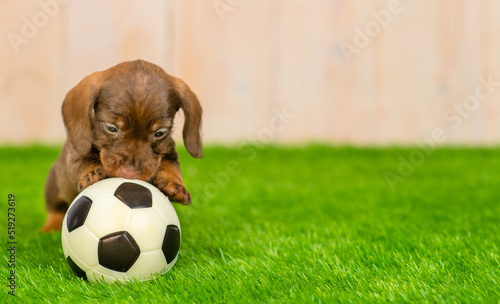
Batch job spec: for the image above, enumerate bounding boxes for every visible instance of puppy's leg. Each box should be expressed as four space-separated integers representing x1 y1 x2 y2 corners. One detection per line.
77 161 106 191
154 158 191 205
42 165 70 232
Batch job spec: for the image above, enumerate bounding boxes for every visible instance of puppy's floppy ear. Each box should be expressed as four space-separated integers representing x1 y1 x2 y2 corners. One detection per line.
170 75 203 158
62 72 102 155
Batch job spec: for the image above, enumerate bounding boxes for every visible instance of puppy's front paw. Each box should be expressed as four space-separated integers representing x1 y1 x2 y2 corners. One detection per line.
154 174 192 205
78 165 106 192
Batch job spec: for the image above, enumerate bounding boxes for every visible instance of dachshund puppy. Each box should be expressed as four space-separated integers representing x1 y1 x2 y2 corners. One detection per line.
42 60 202 232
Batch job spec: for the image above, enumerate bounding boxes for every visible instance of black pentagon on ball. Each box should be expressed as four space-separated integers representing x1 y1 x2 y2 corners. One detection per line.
98 231 140 272
162 225 180 264
67 196 93 233
66 256 87 280
114 182 153 209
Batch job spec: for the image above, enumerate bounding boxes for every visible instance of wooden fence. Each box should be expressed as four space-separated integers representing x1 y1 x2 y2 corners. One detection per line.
1 0 500 145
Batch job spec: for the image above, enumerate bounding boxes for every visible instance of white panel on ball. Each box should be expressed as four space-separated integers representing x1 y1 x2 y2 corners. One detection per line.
124 208 167 252
152 190 181 227
125 250 168 280
66 226 100 269
76 178 124 201
84 196 131 239
90 265 126 283
61 221 70 258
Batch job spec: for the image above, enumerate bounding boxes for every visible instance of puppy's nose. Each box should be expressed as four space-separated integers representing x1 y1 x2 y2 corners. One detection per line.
118 167 140 179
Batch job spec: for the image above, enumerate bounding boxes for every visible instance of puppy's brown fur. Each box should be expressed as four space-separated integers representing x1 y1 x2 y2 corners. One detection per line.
42 60 202 232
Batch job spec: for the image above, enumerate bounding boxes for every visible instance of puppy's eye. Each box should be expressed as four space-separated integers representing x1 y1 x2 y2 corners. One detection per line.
105 124 118 133
153 128 168 138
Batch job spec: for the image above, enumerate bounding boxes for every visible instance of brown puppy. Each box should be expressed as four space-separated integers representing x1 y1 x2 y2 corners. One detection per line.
42 60 202 232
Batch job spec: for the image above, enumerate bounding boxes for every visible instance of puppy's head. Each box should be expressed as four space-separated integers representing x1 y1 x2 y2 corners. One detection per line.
62 60 202 180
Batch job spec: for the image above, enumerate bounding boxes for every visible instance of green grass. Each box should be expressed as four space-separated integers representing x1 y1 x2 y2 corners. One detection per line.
1 144 499 303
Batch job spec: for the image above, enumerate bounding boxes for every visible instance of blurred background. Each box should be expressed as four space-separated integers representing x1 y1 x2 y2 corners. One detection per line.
1 0 500 146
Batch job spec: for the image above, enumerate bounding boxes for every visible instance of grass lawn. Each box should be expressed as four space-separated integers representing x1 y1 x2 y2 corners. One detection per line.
0 144 499 303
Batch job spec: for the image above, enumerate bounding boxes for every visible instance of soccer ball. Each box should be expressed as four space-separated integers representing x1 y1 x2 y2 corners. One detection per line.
61 178 181 283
